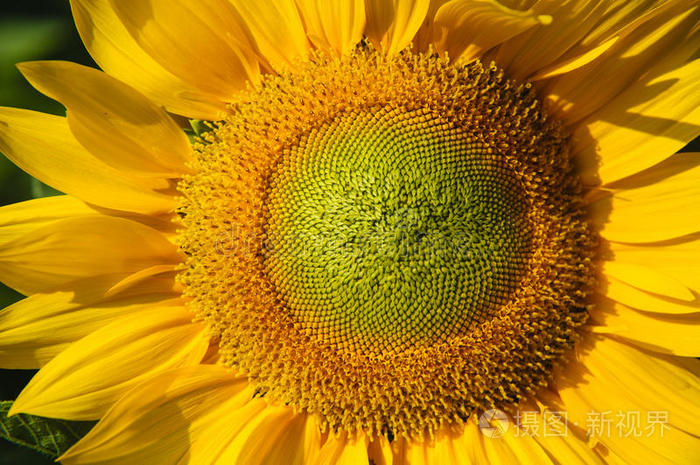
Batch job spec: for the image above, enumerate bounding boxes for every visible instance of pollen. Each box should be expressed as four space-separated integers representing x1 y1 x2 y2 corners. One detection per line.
177 47 596 440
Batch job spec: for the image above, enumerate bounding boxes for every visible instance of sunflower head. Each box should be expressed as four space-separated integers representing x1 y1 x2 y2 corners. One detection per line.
0 1 698 464
177 48 597 439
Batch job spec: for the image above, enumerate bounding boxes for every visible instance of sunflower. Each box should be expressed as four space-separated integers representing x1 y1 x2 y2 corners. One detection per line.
0 0 699 464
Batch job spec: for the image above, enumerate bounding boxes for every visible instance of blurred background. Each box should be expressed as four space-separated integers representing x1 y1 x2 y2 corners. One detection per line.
1 1 95 463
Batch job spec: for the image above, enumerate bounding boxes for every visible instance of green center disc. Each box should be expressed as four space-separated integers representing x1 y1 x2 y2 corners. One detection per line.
264 106 533 354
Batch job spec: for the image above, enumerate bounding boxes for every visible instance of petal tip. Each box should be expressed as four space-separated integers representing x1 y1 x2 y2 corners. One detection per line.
537 14 553 25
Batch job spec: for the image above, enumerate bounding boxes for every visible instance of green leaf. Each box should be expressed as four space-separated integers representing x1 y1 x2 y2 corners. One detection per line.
186 120 215 145
0 401 96 459
188 119 212 136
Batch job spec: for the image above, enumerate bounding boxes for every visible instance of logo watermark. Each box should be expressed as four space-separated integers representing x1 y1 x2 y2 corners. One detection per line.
478 409 510 438
477 409 670 439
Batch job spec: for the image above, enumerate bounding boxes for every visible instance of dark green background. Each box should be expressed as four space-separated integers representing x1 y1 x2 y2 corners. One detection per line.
1 1 94 463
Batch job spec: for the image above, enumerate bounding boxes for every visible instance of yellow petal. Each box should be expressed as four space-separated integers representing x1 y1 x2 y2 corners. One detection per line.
610 236 700 295
595 446 635 465
605 151 700 189
10 307 208 420
487 0 608 81
315 433 370 465
0 196 96 244
532 424 606 465
0 273 180 369
451 418 490 464
574 59 700 186
105 264 178 297
110 0 260 98
0 216 180 295
603 261 694 302
474 414 555 465
0 195 176 250
529 35 619 81
543 2 700 125
243 412 321 465
555 334 700 465
229 0 310 71
59 365 252 465
70 0 227 120
365 0 430 55
215 408 321 465
411 0 450 53
0 107 175 214
590 154 700 242
179 398 268 465
567 0 668 51
295 0 366 56
18 60 191 177
432 0 551 64
491 0 611 81
398 435 466 465
590 300 700 357
602 279 700 315
367 436 393 465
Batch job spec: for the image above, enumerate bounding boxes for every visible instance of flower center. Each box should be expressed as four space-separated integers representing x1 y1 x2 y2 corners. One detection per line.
177 48 596 439
265 106 532 354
